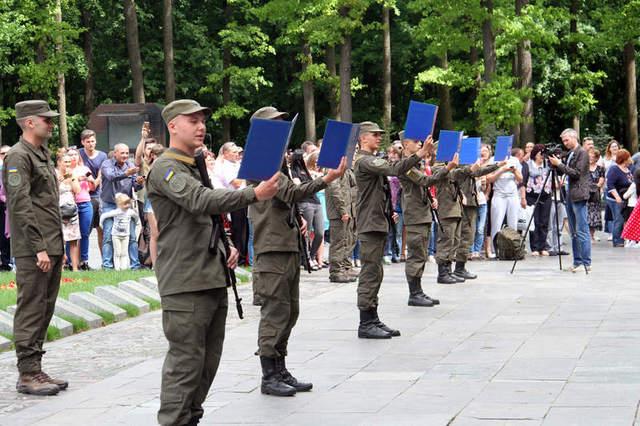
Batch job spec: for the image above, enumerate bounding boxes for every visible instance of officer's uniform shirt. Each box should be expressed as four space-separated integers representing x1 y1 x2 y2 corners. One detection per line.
249 173 326 256
147 148 257 297
399 164 449 226
3 138 63 257
326 169 356 220
354 151 421 234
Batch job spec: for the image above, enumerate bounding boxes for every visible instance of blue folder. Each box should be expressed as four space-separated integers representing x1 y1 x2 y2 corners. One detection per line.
238 114 298 181
495 135 514 161
459 137 481 165
317 120 360 169
403 101 438 141
436 130 463 162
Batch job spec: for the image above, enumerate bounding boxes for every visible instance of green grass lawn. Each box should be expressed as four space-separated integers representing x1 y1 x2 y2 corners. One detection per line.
0 269 155 311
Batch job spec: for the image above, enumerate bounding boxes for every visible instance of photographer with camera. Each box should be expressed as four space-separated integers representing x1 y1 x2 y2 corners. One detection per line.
548 128 591 272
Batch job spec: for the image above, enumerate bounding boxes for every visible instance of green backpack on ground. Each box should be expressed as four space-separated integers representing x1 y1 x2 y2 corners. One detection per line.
494 226 525 260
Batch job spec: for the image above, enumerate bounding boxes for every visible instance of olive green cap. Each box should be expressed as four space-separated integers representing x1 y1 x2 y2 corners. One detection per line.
359 121 384 134
162 99 212 124
15 100 59 120
251 106 289 121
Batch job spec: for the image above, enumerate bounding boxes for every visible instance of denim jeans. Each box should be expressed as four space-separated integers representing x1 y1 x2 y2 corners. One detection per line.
429 222 437 256
247 219 254 266
77 201 93 262
472 204 488 253
606 197 626 245
101 201 141 269
565 198 591 267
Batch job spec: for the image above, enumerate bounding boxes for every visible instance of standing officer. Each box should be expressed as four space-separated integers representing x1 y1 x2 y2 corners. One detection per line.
399 132 456 306
355 122 430 339
326 165 358 283
452 158 501 280
147 99 279 426
5 100 66 395
249 106 346 397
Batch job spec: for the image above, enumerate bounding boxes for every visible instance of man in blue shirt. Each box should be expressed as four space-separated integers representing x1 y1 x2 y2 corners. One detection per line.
100 143 143 269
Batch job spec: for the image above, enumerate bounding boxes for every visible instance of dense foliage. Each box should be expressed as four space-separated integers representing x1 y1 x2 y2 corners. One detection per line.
0 0 638 153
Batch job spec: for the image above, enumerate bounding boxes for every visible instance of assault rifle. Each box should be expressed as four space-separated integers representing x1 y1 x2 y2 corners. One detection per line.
194 151 243 319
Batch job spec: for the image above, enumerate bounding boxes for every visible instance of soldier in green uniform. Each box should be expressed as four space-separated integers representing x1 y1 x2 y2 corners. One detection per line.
147 100 280 426
249 106 346 397
399 132 457 306
4 100 67 396
354 122 430 339
326 167 358 283
434 156 505 284
452 158 502 280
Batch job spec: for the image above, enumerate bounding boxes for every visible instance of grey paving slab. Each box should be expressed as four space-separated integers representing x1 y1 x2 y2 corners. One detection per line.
94 286 150 314
0 240 639 425
53 298 102 329
68 292 127 321
118 280 161 302
542 406 637 426
0 310 14 335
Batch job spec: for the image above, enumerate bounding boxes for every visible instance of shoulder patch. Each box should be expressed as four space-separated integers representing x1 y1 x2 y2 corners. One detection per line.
7 172 21 187
406 168 421 180
164 168 175 182
168 174 187 192
373 158 387 167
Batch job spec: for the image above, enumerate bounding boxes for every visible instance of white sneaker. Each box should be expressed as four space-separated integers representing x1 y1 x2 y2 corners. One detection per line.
355 259 362 267
607 235 613 241
428 255 436 264
586 265 592 273
566 265 582 273
383 256 392 265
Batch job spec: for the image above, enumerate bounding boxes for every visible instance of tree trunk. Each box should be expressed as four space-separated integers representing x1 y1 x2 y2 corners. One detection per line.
516 0 535 145
438 52 454 130
301 43 316 141
569 0 579 132
470 46 481 129
382 7 392 132
123 0 145 103
326 46 340 120
222 1 232 142
624 41 638 153
482 0 496 83
163 0 175 103
512 52 520 145
55 0 68 147
81 6 95 116
339 35 352 123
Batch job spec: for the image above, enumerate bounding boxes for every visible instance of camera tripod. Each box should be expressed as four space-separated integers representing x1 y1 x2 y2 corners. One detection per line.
510 161 589 275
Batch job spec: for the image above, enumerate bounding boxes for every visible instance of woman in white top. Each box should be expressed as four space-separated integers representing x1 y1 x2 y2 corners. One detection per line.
487 149 523 246
471 144 492 259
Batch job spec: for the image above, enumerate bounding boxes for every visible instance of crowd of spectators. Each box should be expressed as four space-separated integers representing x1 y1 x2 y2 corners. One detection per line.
0 124 638 274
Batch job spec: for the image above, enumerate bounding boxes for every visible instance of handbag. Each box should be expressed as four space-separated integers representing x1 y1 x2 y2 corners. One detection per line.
60 202 78 220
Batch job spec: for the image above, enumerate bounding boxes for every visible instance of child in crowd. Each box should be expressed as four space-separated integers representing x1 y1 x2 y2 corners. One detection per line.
99 193 140 270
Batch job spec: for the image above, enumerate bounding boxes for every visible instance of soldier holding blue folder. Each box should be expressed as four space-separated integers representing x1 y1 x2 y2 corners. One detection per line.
399 132 455 306
248 106 347 397
354 122 431 339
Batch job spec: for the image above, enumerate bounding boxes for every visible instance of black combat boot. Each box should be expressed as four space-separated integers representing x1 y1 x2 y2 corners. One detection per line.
453 261 477 280
358 309 392 339
437 263 458 284
414 277 440 305
447 262 465 282
260 356 296 396
373 308 401 336
407 277 434 307
276 357 313 392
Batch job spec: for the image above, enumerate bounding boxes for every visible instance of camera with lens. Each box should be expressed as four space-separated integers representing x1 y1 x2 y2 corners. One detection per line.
542 143 565 160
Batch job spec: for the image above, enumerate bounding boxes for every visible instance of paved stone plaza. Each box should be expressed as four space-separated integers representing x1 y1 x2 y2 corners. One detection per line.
0 241 639 425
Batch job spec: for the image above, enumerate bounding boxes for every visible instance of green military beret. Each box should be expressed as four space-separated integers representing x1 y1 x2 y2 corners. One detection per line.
359 121 384 134
162 99 212 124
251 106 289 121
15 100 59 120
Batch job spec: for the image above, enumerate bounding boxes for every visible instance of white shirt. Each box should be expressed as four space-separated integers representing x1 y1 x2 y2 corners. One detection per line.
217 159 244 189
493 158 521 197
